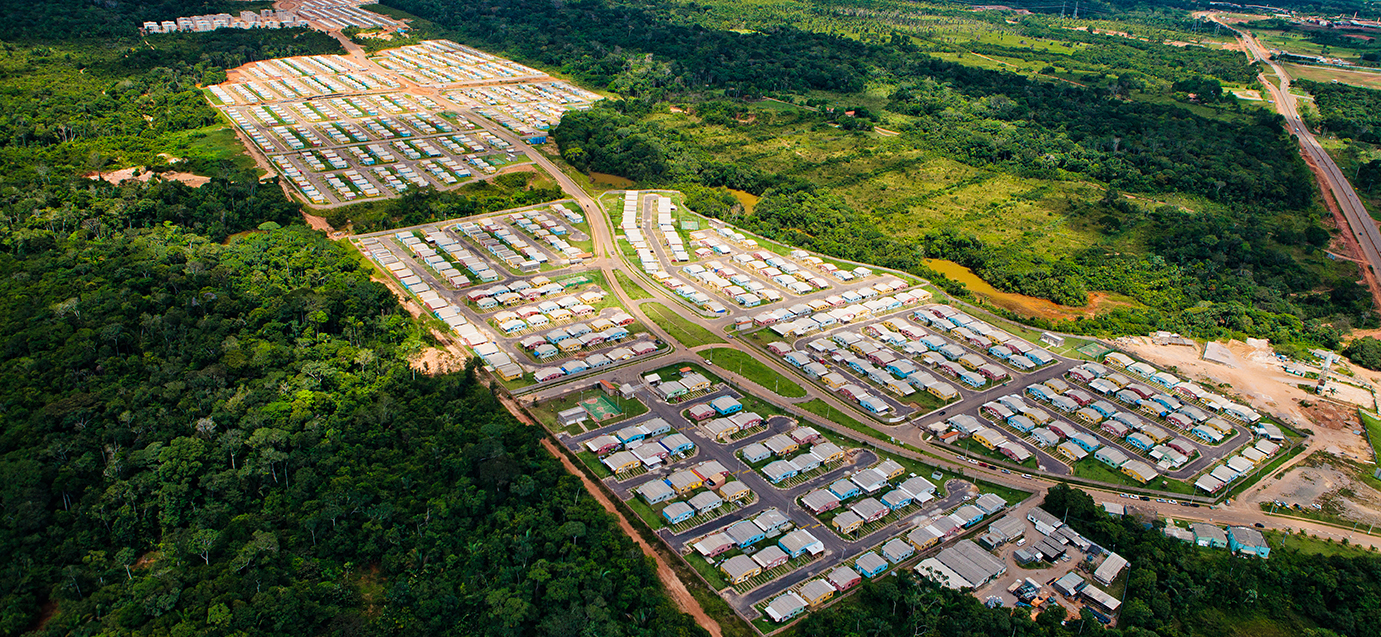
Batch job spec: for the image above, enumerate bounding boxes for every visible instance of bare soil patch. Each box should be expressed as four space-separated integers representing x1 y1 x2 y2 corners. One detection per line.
1116 336 1374 460
86 167 210 187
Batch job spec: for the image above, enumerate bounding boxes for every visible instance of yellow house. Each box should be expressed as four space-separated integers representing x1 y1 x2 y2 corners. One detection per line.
681 373 712 393
800 579 836 606
601 451 641 474
877 459 905 480
721 555 762 585
821 374 848 390
833 511 864 535
1121 460 1158 484
973 428 1002 451
812 443 845 464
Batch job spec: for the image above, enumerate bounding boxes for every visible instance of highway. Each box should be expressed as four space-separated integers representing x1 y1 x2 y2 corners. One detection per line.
1217 17 1381 289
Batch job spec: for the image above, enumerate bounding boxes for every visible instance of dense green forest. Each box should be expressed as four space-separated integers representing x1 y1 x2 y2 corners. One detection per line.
1297 80 1381 143
0 4 707 634
0 221 705 636
798 484 1381 636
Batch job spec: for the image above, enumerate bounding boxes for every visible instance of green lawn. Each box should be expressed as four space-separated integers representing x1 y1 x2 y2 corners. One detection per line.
685 553 731 591
644 302 725 348
1267 529 1379 558
614 269 654 300
797 399 887 439
575 450 613 479
1070 457 1195 495
703 347 807 398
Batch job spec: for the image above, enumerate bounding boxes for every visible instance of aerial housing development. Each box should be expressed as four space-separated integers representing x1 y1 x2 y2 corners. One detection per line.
169 6 1317 629
60 0 1371 634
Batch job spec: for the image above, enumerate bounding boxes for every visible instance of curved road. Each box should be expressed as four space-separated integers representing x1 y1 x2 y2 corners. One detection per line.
1217 18 1381 284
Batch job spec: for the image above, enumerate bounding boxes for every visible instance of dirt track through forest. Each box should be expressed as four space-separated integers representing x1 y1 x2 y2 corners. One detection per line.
537 436 725 637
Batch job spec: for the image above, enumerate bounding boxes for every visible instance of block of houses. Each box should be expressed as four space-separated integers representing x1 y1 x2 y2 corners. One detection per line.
740 442 772 464
765 433 800 456
1121 460 1158 484
898 476 937 500
1095 446 1129 468
764 459 799 484
907 525 943 552
693 461 729 483
800 578 836 606
802 488 841 513
850 498 890 523
827 565 863 592
727 520 767 548
602 450 641 474
833 511 865 534
687 403 717 421
688 491 724 513
638 479 676 504
829 478 862 500
1057 441 1088 463
668 469 704 494
1192 523 1228 548
585 435 621 455
710 395 743 415
753 545 789 570
851 468 890 493
703 418 739 441
660 433 694 456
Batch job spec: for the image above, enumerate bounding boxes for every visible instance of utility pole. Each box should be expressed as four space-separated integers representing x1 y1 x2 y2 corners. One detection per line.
1061 1 1066 18
1073 1 1079 20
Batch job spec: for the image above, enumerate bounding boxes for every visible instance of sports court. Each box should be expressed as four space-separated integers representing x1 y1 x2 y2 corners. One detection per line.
581 395 624 421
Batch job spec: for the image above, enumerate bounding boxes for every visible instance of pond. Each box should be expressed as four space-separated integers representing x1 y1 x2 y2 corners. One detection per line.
728 188 759 214
590 172 634 189
923 259 1135 321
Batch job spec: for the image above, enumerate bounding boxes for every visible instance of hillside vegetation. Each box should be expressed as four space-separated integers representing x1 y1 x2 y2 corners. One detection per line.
389 0 1370 349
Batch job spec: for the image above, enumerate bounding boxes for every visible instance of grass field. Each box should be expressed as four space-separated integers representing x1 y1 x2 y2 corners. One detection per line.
167 123 262 176
1284 62 1381 91
614 269 654 300
644 302 726 347
1361 409 1381 462
644 105 1106 264
797 398 887 439
1267 529 1378 558
703 347 807 397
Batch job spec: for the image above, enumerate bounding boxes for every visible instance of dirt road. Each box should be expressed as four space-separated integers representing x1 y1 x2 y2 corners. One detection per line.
538 438 724 637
